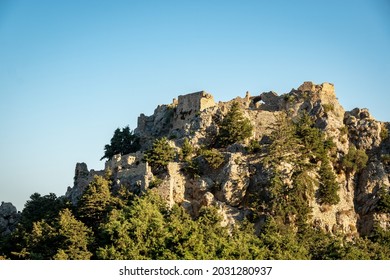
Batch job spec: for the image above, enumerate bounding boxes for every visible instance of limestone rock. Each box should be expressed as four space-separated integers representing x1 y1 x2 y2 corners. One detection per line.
345 108 382 150
217 153 250 207
0 202 20 236
65 162 105 205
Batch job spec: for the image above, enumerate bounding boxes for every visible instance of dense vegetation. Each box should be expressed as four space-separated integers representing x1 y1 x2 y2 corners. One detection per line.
1 177 389 259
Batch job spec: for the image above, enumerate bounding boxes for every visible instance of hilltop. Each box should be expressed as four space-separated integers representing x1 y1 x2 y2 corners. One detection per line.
1 81 390 259
66 81 390 237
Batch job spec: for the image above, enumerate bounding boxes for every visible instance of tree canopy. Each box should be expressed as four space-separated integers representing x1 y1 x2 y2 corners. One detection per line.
101 126 140 160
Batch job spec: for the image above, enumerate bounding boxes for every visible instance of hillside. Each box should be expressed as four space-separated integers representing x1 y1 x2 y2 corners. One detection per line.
1 81 390 259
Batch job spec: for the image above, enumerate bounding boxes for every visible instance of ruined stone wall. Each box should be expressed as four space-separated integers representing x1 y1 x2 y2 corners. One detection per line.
173 91 215 131
177 91 215 114
106 152 153 193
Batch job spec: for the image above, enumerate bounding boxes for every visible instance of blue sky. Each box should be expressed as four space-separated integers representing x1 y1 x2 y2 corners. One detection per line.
0 0 389 211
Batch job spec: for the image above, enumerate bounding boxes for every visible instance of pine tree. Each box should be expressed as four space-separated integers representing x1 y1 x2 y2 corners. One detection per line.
53 209 93 260
217 102 253 147
77 175 113 229
12 209 93 260
318 158 340 205
180 138 193 162
101 126 140 160
144 137 175 172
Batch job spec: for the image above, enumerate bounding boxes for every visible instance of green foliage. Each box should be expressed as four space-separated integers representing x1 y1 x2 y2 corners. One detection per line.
339 125 349 137
53 209 93 260
3 186 390 260
342 145 368 174
381 154 390 165
284 94 296 103
97 191 266 260
4 109 390 260
264 113 299 167
149 178 163 189
20 193 68 231
261 112 340 229
260 217 310 259
11 209 93 260
101 126 140 161
339 126 349 143
77 175 113 229
369 224 390 257
247 139 262 153
317 158 340 205
144 137 176 171
377 187 390 214
295 113 328 160
217 102 253 147
200 148 225 169
322 103 335 113
380 125 389 141
182 158 201 179
180 138 193 162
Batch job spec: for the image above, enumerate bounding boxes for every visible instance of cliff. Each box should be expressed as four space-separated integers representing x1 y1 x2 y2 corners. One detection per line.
65 82 390 237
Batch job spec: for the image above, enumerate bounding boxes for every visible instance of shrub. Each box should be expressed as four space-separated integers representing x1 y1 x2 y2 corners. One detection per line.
183 159 201 178
201 148 225 169
284 94 296 103
247 139 262 153
323 103 335 114
342 145 368 174
377 187 390 214
149 178 164 189
380 125 389 141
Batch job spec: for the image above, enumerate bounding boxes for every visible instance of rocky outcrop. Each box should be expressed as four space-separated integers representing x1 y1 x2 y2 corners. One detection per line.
65 81 390 237
345 108 382 151
65 163 105 205
0 202 20 236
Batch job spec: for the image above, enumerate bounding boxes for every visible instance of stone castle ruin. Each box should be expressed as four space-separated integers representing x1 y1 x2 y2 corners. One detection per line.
173 91 215 130
64 82 390 236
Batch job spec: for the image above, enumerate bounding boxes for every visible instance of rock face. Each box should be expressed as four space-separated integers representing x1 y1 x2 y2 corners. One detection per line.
65 163 105 205
65 81 390 237
0 202 20 236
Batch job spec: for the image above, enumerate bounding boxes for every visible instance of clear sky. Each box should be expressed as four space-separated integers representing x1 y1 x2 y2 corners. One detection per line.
0 0 389 211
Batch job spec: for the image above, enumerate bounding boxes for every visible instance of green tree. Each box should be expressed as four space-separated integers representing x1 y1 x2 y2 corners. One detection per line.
259 216 309 259
377 187 390 214
77 175 113 229
317 158 340 205
20 192 67 231
217 102 253 147
98 191 266 260
144 137 175 172
101 126 140 160
13 209 92 260
97 191 170 259
53 209 93 260
180 138 193 162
